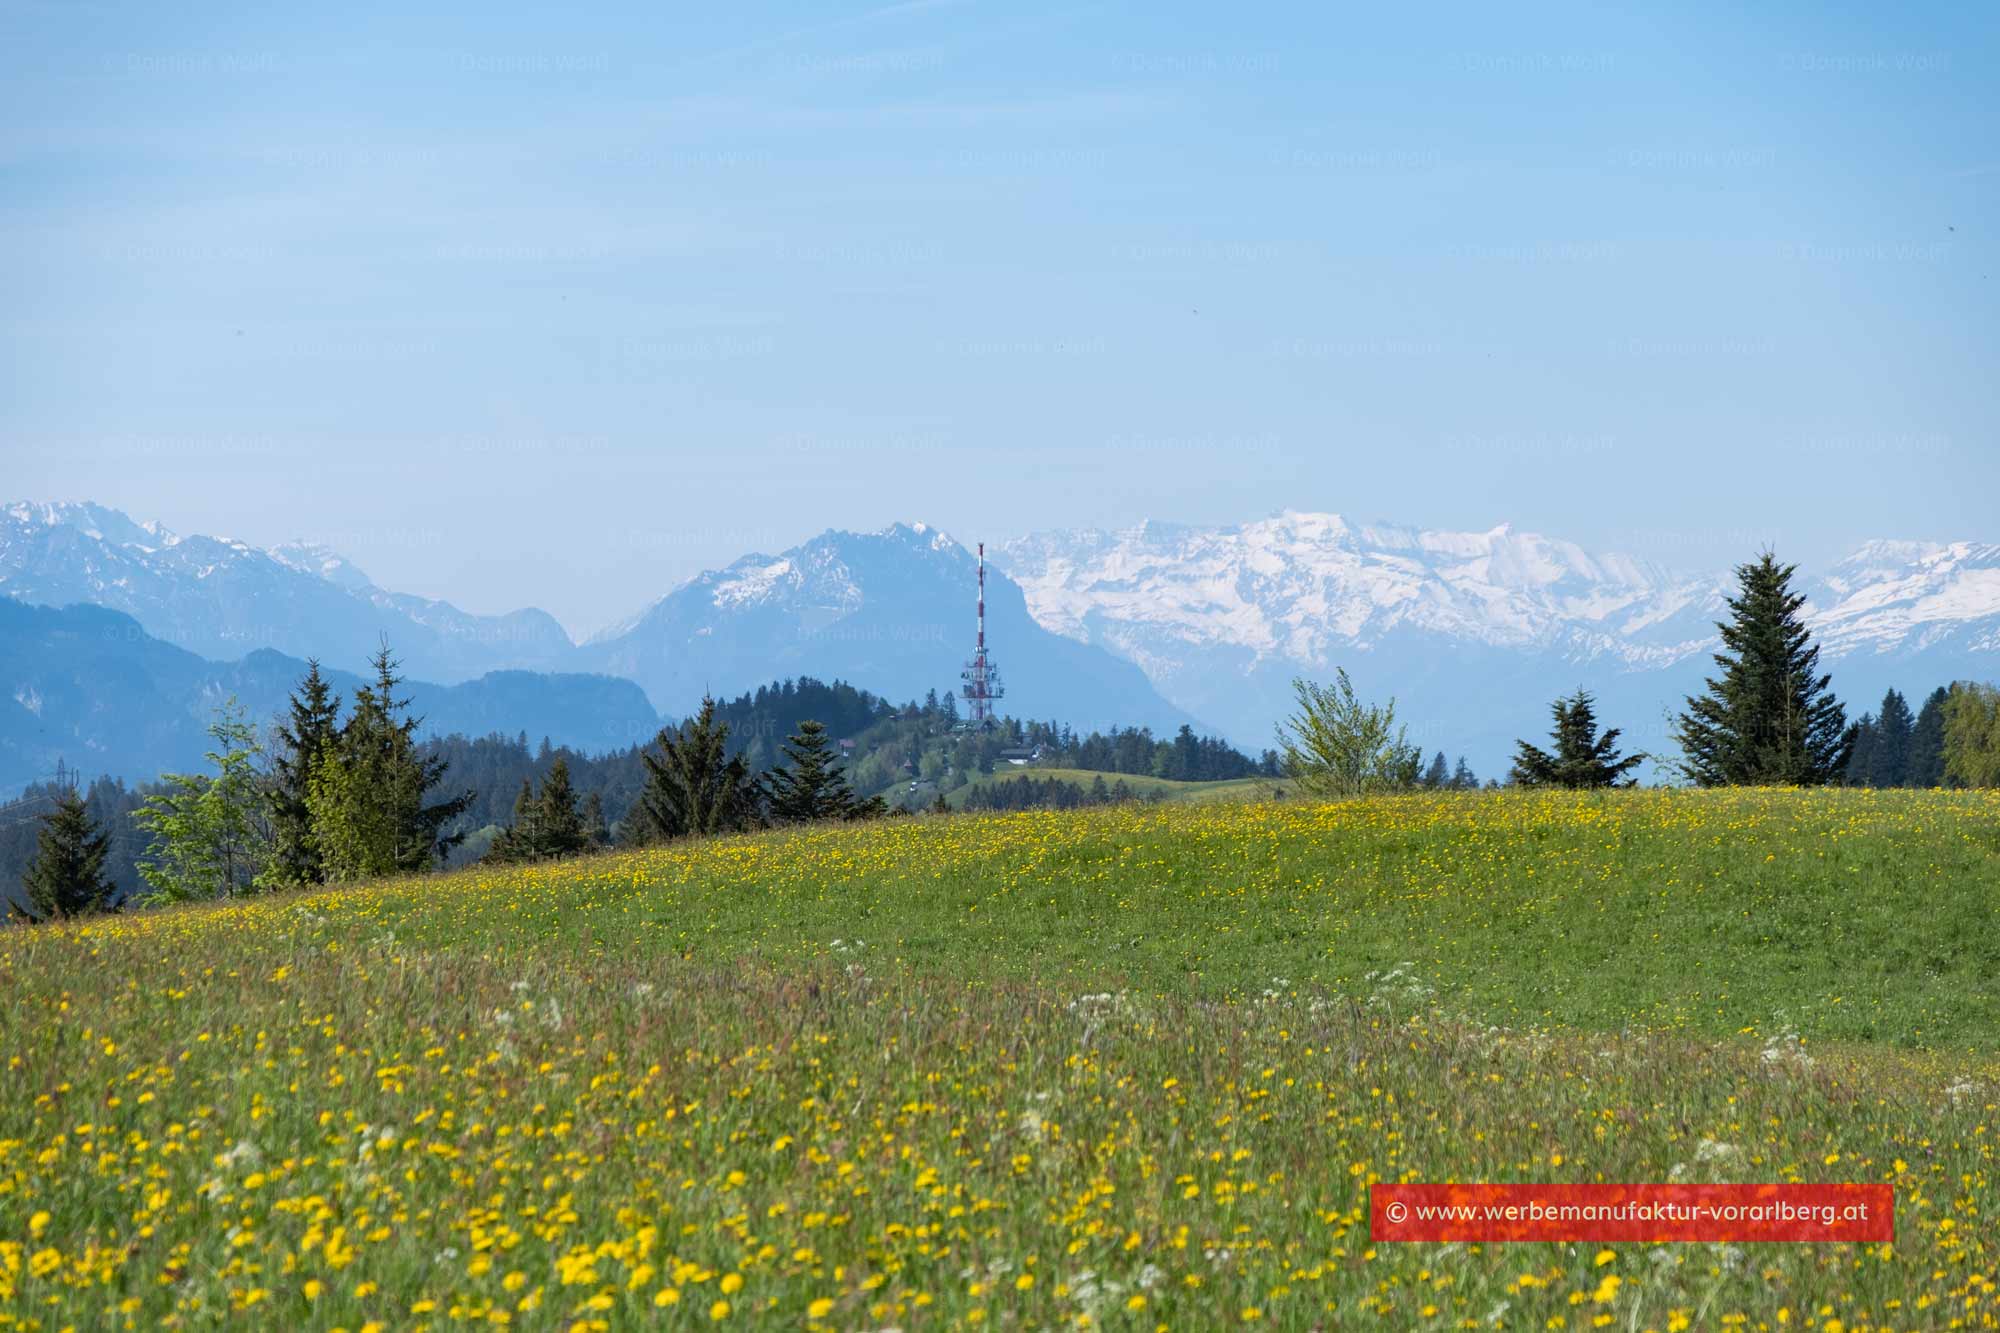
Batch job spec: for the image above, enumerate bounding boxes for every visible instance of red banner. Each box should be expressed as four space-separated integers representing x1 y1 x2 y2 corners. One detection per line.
1371 1183 1893 1243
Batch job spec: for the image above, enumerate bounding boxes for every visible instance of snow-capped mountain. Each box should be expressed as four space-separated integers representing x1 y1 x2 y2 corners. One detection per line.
0 501 573 680
6 500 1994 781
1810 541 2000 657
993 513 2000 767
580 522 1197 733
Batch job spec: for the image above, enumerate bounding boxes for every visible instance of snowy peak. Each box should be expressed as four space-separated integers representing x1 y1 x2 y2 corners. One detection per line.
0 500 575 679
1809 540 2000 655
992 511 1716 681
5 499 171 551
269 541 375 592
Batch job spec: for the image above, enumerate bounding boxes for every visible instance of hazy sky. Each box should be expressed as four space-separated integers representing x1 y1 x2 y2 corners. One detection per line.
3 0 1994 637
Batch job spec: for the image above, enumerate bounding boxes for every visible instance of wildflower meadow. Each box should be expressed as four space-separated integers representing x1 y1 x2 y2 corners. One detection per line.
3 790 1996 1330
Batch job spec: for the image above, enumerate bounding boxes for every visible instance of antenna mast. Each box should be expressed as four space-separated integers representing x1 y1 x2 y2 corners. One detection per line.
959 542 1003 729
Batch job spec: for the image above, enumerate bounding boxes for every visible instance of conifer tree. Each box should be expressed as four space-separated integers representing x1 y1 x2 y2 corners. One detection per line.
532 758 586 858
485 760 587 863
1450 757 1476 790
1908 687 1950 787
765 719 885 822
1421 751 1450 789
635 697 759 841
1510 690 1644 788
307 646 471 880
1867 689 1914 787
929 790 952 815
1842 713 1878 787
20 785 114 922
265 659 341 888
484 779 540 864
1674 553 1851 786
580 791 610 849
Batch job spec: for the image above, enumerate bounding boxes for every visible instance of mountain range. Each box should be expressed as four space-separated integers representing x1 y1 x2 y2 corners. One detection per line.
2 500 1995 788
0 597 661 795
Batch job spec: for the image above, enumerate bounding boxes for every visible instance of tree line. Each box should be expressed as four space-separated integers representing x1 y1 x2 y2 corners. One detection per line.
6 650 886 921
1275 552 2000 795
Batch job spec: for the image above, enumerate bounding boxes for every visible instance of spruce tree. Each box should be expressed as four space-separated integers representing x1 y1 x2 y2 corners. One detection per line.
636 697 758 841
1675 552 1851 786
1510 690 1643 788
532 758 586 859
1908 687 1950 787
485 760 587 864
765 719 885 822
20 787 114 922
484 779 540 864
1421 751 1450 789
265 659 341 887
1842 713 1878 787
308 646 471 880
1450 757 1476 790
1867 689 1914 787
580 791 610 848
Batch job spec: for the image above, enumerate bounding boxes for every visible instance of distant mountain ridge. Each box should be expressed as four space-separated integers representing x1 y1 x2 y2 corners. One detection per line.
0 501 573 681
0 597 660 793
4 501 1995 780
578 522 1199 735
993 512 2000 765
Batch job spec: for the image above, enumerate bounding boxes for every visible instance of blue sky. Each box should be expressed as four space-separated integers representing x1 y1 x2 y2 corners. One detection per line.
3 0 1994 636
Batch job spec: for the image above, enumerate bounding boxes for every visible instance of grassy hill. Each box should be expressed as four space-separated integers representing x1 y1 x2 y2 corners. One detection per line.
943 765 1285 807
4 789 1997 1328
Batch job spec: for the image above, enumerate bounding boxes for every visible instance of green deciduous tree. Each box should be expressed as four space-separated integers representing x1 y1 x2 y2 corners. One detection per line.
635 697 760 841
1274 670 1422 799
1942 682 2000 788
135 701 270 903
1674 553 1850 786
1511 690 1644 788
19 785 115 922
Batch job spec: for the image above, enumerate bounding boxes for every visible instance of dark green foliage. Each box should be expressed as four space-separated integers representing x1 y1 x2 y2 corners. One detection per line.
580 791 610 849
1867 689 1914 787
485 758 589 864
1840 686 1954 788
929 790 952 815
1909 687 1949 787
309 646 472 880
961 774 1142 812
267 659 341 887
1675 553 1850 786
635 698 760 841
1843 712 1878 787
18 785 114 922
765 719 886 823
0 774 146 916
1421 751 1451 789
1511 690 1643 789
1450 757 1477 790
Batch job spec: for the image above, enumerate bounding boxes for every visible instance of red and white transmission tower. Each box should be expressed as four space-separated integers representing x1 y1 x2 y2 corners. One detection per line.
959 542 1004 729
